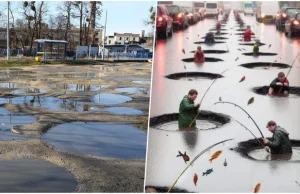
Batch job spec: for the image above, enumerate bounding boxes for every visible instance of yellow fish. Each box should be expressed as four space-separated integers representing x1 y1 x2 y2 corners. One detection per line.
209 150 222 163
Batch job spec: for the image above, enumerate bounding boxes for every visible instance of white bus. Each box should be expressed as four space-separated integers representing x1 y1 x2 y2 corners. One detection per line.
244 2 254 16
205 1 219 18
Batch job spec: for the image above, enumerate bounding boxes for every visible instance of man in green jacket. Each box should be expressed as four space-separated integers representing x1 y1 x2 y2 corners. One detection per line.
263 120 292 155
178 89 200 128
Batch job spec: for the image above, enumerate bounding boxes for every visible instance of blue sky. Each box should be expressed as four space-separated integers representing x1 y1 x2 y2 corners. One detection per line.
0 1 156 36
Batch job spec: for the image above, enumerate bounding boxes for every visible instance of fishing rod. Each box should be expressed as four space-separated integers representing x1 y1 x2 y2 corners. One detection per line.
188 69 229 127
167 138 234 193
267 55 282 69
278 52 300 94
234 119 265 148
214 101 264 138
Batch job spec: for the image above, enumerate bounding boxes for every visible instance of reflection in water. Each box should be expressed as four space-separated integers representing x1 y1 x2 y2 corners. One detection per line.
248 148 300 161
179 127 198 150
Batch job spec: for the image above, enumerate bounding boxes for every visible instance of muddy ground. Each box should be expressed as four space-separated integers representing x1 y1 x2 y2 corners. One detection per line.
0 60 151 192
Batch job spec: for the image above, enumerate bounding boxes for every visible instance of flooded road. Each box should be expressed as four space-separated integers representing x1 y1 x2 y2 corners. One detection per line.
146 11 300 192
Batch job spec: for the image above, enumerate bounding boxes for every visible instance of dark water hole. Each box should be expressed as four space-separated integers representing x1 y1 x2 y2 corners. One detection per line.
201 37 228 40
42 122 147 159
194 41 226 44
145 186 191 193
253 86 300 97
240 62 291 69
239 43 266 46
190 50 228 54
149 111 230 131
182 57 223 62
242 52 278 56
165 72 224 81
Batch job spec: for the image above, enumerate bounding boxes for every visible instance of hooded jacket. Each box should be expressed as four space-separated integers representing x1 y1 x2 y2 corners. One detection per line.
266 126 293 154
178 95 199 128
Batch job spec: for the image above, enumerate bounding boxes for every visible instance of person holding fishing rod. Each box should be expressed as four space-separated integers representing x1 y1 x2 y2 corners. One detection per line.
263 120 292 155
178 89 201 129
268 72 289 96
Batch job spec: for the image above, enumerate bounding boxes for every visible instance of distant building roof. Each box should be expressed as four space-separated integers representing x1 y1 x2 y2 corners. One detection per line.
35 39 68 43
115 33 140 37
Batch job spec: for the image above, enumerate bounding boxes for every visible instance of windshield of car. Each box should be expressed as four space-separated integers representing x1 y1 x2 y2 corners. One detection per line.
166 6 179 13
245 3 253 8
158 6 164 15
286 8 300 15
206 3 217 9
194 2 205 7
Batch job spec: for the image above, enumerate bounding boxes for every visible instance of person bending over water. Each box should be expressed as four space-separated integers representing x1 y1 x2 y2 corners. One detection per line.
244 25 255 41
178 89 201 129
268 72 289 96
263 120 292 155
205 32 215 44
194 46 205 64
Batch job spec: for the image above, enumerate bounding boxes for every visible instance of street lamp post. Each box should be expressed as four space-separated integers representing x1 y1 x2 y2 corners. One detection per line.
7 1 10 60
102 10 107 60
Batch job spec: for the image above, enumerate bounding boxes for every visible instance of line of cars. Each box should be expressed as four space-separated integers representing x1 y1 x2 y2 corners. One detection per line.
156 2 220 39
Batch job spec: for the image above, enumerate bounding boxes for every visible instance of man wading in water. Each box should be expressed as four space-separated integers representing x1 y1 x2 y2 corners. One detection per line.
263 121 292 156
178 89 201 129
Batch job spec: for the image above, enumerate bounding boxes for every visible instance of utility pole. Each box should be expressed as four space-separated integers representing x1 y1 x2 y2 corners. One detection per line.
7 1 10 60
102 10 107 60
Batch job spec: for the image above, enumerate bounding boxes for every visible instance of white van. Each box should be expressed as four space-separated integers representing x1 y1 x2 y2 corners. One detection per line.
244 2 254 16
205 1 219 18
256 1 279 23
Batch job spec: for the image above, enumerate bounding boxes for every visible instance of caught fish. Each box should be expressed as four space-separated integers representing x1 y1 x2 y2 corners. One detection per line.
182 49 185 54
254 183 261 193
219 97 222 102
248 97 254 105
177 151 190 164
235 57 239 61
269 44 271 48
193 173 198 186
209 150 222 163
239 76 245 82
224 159 227 166
202 168 213 176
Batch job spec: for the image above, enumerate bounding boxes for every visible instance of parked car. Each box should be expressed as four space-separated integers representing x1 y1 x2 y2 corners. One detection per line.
183 6 198 25
205 1 219 18
256 1 278 23
275 7 300 31
193 1 206 20
165 5 189 30
156 5 173 39
284 12 300 37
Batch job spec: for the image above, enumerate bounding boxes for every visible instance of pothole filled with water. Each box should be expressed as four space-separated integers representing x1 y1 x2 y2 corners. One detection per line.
11 88 47 95
194 41 226 44
209 29 228 31
150 111 230 131
252 86 300 97
239 43 266 46
242 52 277 56
201 37 228 40
240 62 291 69
115 87 150 95
190 50 228 54
92 93 132 105
165 72 224 81
103 107 144 115
182 57 223 62
0 108 35 140
42 122 147 159
234 139 300 161
132 80 151 85
0 159 77 192
145 186 191 193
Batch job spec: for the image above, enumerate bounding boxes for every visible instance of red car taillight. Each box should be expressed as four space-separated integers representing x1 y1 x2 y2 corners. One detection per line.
157 17 163 22
178 13 182 18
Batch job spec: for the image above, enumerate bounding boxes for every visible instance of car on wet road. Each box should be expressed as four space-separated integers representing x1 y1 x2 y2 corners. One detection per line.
182 6 199 25
156 4 174 39
193 1 206 20
165 4 189 30
284 12 300 37
275 7 300 31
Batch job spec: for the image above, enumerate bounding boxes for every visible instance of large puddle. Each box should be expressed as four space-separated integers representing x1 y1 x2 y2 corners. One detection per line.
42 122 147 159
50 84 108 92
0 108 35 140
115 87 150 95
0 159 77 192
132 80 151 85
103 107 144 115
92 93 132 105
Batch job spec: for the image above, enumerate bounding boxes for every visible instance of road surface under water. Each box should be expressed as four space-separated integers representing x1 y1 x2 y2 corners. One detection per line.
146 11 300 192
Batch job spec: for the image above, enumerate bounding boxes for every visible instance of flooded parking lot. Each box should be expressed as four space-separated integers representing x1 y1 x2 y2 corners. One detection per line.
146 10 300 192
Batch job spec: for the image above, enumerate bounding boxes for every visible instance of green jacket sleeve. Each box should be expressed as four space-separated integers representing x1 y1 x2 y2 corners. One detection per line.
182 98 196 111
266 133 281 148
270 78 278 88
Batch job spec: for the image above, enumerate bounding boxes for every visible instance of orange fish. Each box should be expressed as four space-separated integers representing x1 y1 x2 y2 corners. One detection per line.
182 49 185 54
193 173 198 186
248 97 254 105
239 76 245 82
224 159 227 166
177 151 190 164
254 183 261 193
209 150 222 163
